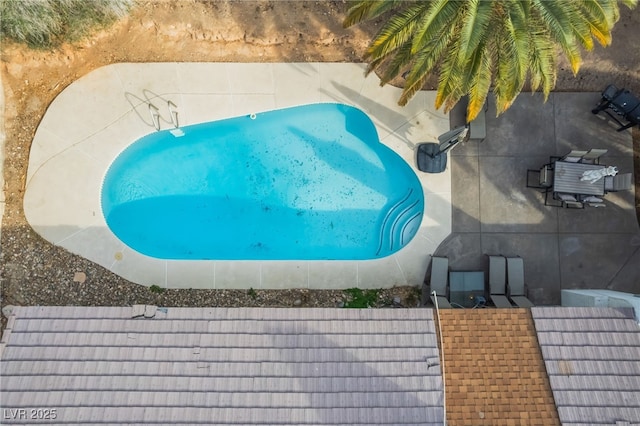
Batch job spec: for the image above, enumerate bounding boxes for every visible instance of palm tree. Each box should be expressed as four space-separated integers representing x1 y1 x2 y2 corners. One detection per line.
344 0 637 121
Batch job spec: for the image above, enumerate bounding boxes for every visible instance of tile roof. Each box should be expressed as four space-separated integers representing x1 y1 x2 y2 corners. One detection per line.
0 306 444 425
438 308 560 426
532 307 640 425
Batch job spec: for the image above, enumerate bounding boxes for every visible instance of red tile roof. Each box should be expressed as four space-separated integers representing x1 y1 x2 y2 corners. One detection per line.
438 308 560 425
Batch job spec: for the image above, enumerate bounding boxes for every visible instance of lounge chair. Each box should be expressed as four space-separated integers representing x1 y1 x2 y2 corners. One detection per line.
506 257 534 308
488 255 513 308
429 256 452 308
580 149 607 164
604 173 633 192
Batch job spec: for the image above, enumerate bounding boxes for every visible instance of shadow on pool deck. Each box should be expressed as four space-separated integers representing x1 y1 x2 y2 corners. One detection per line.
434 92 640 306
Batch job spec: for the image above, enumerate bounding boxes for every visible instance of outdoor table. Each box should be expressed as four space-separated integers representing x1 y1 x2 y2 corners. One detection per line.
553 161 606 196
449 271 485 308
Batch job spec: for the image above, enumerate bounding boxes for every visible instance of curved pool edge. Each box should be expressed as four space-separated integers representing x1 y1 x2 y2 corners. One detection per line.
23 62 452 289
37 220 446 290
101 103 424 260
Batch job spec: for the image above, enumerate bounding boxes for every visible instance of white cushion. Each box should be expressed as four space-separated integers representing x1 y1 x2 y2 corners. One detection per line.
583 196 602 203
564 156 581 163
558 193 577 201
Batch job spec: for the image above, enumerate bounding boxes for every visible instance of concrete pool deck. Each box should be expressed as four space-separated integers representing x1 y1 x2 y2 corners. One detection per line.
443 92 640 305
24 63 451 289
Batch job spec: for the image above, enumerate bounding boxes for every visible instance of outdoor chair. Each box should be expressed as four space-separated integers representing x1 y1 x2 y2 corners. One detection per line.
526 164 553 191
506 257 534 308
429 256 452 308
488 255 513 308
604 173 633 192
544 190 563 207
562 150 588 162
549 155 563 165
581 195 603 203
564 200 585 209
580 149 607 164
580 196 605 208
554 193 584 209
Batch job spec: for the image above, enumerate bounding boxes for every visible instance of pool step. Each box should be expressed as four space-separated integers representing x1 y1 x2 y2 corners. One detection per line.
376 189 423 256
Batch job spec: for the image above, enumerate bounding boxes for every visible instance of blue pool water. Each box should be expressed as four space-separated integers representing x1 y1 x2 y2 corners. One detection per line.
101 103 424 260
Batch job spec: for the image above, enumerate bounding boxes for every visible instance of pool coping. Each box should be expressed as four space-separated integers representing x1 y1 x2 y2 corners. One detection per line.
24 63 451 289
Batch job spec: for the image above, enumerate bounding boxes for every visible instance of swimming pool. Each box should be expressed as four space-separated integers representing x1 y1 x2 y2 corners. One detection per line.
101 103 424 260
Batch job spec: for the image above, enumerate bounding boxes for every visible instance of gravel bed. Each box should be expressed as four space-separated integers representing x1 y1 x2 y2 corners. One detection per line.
1 225 422 320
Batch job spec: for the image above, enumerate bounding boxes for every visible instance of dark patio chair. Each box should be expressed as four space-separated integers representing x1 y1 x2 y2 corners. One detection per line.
580 195 606 208
429 256 452 309
604 173 633 192
564 200 585 209
526 164 553 192
549 155 563 165
554 193 584 209
543 191 561 207
562 150 588 163
506 257 534 308
580 149 608 164
488 255 513 308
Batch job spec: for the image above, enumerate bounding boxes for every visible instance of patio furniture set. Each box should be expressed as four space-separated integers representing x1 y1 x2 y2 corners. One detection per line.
427 255 533 309
526 149 633 209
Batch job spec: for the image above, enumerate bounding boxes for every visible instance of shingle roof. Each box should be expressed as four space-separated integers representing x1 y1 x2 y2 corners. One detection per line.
0 306 444 425
438 308 560 426
532 307 640 425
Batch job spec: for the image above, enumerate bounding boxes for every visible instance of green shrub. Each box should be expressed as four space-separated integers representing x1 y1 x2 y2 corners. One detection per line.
0 0 132 48
149 284 165 294
343 288 380 308
247 288 257 299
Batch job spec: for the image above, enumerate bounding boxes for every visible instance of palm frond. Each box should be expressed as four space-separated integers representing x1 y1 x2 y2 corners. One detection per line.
377 40 415 85
578 0 614 26
528 29 557 97
467 45 494 122
466 39 494 121
398 28 455 106
410 0 460 55
366 3 430 61
455 0 494 64
568 13 596 50
524 11 557 98
343 0 404 28
618 0 639 12
365 55 390 77
493 6 529 112
435 43 465 110
347 0 637 121
531 0 583 74
576 0 620 45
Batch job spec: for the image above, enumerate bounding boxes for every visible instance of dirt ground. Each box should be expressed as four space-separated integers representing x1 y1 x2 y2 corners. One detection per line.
1 1 639 313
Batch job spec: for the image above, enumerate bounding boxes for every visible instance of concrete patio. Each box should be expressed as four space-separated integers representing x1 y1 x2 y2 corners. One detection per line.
438 92 640 305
